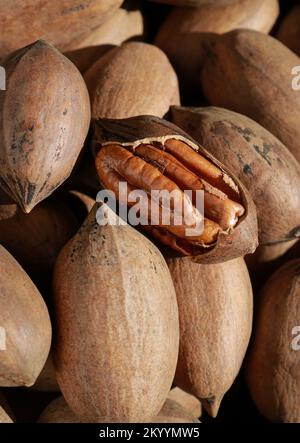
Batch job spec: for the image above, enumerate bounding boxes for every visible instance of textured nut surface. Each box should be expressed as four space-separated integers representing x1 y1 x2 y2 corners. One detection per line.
0 245 52 387
0 40 90 212
94 115 258 263
171 106 300 244
168 257 253 417
84 42 180 119
155 0 279 93
246 259 300 423
38 396 200 424
0 0 122 61
66 8 144 74
53 203 179 423
201 29 300 163
0 406 13 424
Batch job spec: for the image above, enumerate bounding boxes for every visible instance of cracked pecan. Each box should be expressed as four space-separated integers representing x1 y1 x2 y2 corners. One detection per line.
93 116 258 263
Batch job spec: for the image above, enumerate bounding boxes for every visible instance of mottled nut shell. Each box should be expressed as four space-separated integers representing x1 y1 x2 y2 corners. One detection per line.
0 406 13 424
0 0 123 61
168 257 253 417
38 396 200 424
0 40 90 212
155 0 279 93
154 399 200 423
276 5 300 58
65 8 144 74
201 29 300 163
171 106 300 244
93 115 258 264
84 42 180 119
0 245 52 387
53 203 179 423
246 259 300 423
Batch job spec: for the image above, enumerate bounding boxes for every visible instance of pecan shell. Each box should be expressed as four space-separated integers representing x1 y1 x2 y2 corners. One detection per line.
93 116 258 263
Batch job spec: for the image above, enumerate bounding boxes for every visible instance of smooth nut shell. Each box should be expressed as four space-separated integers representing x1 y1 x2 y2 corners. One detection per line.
155 0 279 93
0 40 90 212
201 29 300 163
0 0 123 61
66 8 144 74
0 406 13 423
84 42 180 119
53 203 179 423
246 259 300 423
0 245 52 387
168 257 253 417
171 106 300 244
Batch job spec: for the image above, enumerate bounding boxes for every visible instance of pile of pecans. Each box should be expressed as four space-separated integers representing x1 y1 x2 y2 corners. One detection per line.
0 0 300 425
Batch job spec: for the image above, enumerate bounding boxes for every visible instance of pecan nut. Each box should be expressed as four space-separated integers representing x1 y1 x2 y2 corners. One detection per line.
93 116 258 263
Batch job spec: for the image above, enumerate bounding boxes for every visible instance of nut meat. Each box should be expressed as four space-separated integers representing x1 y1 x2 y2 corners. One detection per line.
94 116 258 263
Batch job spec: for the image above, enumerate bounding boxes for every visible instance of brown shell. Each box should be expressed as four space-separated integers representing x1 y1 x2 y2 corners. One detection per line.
201 29 300 163
38 396 79 423
0 0 122 61
0 391 14 422
0 406 13 424
167 256 253 417
38 396 199 424
0 391 14 421
53 203 179 423
168 387 202 418
155 0 279 94
0 40 91 212
148 0 213 6
171 106 300 244
0 245 52 387
154 399 200 423
84 42 180 119
0 199 79 287
93 115 258 264
65 8 144 74
246 259 300 423
276 5 300 57
31 353 60 393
